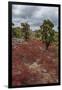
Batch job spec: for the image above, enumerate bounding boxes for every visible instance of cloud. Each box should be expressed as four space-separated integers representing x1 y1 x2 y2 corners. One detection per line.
12 5 58 31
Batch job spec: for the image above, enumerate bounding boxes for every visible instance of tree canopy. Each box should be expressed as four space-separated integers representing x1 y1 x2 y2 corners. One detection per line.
40 19 55 50
12 19 57 50
21 22 30 40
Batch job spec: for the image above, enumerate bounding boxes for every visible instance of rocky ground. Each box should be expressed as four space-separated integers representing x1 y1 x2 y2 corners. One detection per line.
12 38 59 86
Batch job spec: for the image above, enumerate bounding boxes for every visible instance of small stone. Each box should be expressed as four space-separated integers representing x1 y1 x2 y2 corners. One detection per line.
53 59 56 62
39 46 44 51
36 59 40 62
17 71 21 75
39 47 42 50
47 56 51 59
42 69 47 73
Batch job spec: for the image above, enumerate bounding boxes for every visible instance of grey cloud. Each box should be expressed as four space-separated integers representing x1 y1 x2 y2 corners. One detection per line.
12 5 58 31
12 5 39 19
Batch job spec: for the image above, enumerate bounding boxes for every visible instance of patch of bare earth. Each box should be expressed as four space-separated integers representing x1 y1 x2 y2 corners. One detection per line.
12 39 58 86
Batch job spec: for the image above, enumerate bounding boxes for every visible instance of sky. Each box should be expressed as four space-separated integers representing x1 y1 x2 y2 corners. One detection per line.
12 5 58 31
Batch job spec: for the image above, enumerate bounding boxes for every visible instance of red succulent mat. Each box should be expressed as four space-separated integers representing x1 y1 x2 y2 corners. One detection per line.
12 39 58 86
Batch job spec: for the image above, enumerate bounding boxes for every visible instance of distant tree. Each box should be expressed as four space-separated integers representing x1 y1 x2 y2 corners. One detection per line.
12 22 23 38
53 31 58 46
21 22 30 41
40 19 54 50
12 27 22 38
35 29 41 39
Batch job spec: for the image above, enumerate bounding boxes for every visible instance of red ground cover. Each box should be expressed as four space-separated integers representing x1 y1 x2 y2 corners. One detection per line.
12 39 58 86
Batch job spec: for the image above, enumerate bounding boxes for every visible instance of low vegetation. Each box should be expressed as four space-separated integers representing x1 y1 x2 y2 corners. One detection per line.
12 19 59 86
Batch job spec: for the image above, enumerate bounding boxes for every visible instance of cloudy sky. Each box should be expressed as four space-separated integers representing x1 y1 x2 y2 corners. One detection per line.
12 5 58 31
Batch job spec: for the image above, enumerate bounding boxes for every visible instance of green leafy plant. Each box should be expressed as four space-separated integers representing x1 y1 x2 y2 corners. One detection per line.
21 22 30 41
12 27 22 38
40 19 54 50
